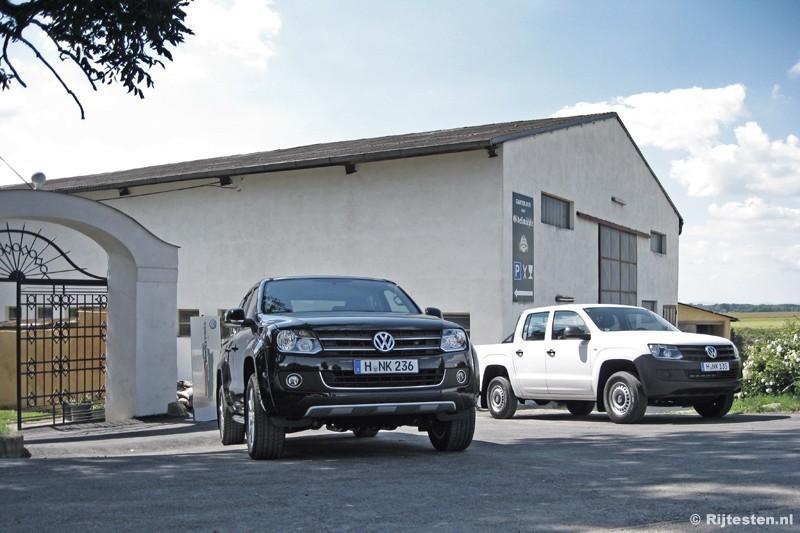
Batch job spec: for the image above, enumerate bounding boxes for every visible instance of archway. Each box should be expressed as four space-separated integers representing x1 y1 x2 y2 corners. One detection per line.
0 190 179 422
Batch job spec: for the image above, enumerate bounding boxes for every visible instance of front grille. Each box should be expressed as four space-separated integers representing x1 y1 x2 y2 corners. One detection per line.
320 368 445 388
688 370 739 380
316 329 442 356
678 345 736 361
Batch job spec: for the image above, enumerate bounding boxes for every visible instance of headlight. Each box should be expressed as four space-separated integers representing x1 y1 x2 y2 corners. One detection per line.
441 328 468 352
648 344 683 360
276 330 322 354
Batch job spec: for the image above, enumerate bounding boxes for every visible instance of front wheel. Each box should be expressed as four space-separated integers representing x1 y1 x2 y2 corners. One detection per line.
603 371 647 424
487 376 518 419
694 393 735 418
245 375 286 460
428 408 476 452
565 401 595 417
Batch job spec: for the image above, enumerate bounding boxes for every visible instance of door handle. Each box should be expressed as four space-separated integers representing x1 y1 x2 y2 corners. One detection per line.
229 345 238 352
515 350 524 357
547 349 556 357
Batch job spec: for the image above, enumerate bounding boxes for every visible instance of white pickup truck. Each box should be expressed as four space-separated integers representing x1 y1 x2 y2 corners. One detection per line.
476 304 742 423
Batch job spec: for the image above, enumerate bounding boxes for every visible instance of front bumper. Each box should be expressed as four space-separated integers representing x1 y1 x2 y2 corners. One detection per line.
262 350 477 420
634 354 742 399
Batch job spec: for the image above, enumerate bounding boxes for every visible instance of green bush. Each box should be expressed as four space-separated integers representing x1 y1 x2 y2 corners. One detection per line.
742 321 800 396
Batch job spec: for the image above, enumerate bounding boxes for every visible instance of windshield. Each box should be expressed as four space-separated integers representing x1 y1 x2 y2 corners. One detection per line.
261 278 421 314
583 307 678 332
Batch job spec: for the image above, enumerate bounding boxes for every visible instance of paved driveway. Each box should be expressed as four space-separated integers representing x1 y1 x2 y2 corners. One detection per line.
1 409 798 532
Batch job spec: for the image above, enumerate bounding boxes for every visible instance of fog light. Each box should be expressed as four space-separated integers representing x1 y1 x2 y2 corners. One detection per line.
456 369 468 384
286 373 302 389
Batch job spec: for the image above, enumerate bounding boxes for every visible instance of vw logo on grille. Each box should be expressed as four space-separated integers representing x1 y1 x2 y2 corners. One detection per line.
705 346 718 359
373 331 395 352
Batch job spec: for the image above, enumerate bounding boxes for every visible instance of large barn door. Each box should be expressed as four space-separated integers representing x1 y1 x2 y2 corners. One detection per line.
599 225 637 305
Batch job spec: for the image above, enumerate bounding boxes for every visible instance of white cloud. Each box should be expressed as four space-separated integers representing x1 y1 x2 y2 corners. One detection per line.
789 60 800 78
185 0 282 69
707 197 800 230
670 122 800 196
551 84 746 152
771 84 782 99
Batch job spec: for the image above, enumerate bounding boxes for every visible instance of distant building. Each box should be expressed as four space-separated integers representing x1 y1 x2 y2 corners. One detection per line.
677 303 738 339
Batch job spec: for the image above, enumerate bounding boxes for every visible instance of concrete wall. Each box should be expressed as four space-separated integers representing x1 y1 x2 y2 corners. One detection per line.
501 118 680 335
74 150 505 347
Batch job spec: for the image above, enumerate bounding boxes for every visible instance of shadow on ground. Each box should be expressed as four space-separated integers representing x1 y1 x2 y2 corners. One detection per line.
2 413 799 532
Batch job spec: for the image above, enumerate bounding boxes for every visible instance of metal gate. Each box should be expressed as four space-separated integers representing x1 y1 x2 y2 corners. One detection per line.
0 225 108 429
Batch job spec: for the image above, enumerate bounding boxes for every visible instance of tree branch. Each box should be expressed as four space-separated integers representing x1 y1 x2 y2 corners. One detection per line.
2 33 26 87
18 34 84 119
29 18 97 91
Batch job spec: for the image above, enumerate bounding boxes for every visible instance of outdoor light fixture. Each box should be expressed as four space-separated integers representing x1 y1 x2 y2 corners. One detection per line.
555 295 575 303
119 187 131 196
344 163 357 174
611 196 627 206
219 176 232 187
31 172 46 190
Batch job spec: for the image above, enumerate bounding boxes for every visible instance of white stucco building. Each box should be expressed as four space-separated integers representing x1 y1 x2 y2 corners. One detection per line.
2 112 682 379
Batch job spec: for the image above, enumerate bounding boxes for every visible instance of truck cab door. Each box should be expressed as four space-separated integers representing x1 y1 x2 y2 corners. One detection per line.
544 310 593 397
510 311 550 397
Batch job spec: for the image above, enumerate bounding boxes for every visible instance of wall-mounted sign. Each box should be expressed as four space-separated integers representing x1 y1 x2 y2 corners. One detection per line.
512 192 534 302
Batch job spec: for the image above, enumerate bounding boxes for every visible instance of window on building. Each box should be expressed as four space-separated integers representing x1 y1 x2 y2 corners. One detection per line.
178 309 200 337
650 231 666 254
662 304 677 326
443 313 470 337
523 312 550 341
6 306 17 321
599 225 637 306
36 307 52 322
541 193 573 229
641 300 657 312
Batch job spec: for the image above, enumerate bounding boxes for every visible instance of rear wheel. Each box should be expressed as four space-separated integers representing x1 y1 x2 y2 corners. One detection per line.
487 376 518 419
694 393 735 418
218 386 244 445
603 371 647 424
565 401 595 417
428 408 475 452
245 375 286 460
352 427 379 438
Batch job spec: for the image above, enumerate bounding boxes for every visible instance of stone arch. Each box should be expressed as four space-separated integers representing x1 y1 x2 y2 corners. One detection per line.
0 190 179 420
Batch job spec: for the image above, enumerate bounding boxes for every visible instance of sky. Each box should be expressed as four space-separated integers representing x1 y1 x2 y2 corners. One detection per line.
1 0 799 304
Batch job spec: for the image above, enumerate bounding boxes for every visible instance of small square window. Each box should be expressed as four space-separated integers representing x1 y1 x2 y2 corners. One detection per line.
541 193 573 229
178 309 200 337
662 304 677 326
641 300 657 312
650 231 666 254
6 306 17 321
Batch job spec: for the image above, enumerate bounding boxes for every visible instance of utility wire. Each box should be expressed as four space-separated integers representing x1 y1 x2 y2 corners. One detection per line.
0 154 34 189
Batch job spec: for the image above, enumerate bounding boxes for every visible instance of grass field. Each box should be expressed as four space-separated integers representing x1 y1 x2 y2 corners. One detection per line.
730 311 800 330
731 394 800 414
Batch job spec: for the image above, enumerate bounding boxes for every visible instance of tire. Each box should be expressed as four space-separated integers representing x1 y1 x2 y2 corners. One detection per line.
694 393 734 418
487 376 518 419
565 401 595 417
603 371 647 424
245 374 286 460
352 427 380 438
428 408 476 452
218 386 244 445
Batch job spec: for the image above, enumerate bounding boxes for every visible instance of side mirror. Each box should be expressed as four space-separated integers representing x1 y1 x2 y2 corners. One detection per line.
223 307 246 324
563 326 591 341
425 307 443 319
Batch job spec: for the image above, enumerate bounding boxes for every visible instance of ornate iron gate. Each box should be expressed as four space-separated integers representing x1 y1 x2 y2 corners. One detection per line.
1 225 108 429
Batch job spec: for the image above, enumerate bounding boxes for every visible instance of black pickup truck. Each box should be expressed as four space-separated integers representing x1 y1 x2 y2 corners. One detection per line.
217 276 477 459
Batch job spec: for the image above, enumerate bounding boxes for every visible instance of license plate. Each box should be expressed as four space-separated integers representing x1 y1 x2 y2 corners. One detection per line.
354 359 419 374
701 361 730 372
